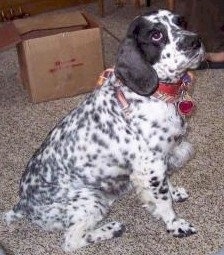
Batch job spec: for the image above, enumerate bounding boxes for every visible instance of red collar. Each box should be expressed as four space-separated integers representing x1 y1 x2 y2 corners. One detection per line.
152 72 194 103
156 81 183 96
96 69 195 117
153 80 184 103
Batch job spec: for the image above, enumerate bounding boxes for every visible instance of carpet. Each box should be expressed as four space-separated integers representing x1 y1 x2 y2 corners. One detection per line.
0 1 223 255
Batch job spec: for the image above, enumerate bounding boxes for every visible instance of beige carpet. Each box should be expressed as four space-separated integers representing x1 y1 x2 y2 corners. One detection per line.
0 1 224 255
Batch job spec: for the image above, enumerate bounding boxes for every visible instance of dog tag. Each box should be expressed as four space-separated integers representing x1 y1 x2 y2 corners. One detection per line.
178 92 196 116
178 71 196 116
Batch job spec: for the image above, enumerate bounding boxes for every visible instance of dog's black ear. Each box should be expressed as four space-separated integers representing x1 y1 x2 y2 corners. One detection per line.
115 19 158 96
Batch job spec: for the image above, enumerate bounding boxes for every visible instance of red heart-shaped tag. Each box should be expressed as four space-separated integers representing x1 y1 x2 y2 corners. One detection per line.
178 100 195 116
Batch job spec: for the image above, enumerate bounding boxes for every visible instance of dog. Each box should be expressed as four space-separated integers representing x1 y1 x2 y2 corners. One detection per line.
3 9 205 252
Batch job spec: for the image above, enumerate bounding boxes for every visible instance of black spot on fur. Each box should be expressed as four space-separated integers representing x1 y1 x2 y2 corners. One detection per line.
93 113 100 123
159 186 169 194
152 121 160 128
151 181 160 187
86 234 94 244
151 176 158 181
113 225 126 238
167 137 172 143
159 136 164 141
162 127 169 133
91 133 109 149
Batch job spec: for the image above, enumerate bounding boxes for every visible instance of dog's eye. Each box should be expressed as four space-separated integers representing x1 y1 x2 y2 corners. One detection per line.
151 31 163 42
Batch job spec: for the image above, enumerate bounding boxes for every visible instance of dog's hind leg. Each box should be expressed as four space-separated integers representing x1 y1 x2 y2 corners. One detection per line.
60 189 125 252
63 220 125 252
4 187 124 251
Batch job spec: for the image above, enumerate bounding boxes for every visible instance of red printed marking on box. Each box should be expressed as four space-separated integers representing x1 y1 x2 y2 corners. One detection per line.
49 58 84 73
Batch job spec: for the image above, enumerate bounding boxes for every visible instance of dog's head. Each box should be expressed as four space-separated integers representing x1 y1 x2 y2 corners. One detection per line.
115 9 205 96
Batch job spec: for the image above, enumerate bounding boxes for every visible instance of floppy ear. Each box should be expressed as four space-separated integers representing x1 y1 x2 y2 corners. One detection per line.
114 21 158 96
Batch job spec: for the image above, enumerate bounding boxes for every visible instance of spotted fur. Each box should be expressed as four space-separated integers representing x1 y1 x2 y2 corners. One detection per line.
4 9 205 252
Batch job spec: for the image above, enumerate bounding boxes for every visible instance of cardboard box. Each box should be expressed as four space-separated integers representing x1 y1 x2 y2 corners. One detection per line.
0 11 104 103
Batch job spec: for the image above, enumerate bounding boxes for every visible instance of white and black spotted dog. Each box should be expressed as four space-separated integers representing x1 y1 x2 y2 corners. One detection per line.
4 9 205 252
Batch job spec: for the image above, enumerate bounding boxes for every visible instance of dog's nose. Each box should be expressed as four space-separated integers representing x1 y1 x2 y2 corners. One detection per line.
180 35 202 50
190 36 202 49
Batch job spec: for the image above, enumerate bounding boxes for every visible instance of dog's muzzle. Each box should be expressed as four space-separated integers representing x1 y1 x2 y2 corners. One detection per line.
177 33 202 52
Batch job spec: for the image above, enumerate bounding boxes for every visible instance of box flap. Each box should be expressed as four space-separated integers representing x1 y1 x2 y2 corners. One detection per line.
81 11 103 29
0 23 21 51
13 11 88 35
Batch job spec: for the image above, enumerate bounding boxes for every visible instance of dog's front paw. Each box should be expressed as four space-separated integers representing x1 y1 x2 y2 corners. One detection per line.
171 187 189 202
167 218 196 237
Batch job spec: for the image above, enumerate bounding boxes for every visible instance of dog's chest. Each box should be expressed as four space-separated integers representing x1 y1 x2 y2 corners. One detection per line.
130 97 186 141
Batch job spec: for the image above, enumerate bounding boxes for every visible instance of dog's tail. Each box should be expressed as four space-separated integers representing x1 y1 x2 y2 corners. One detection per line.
2 202 25 225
